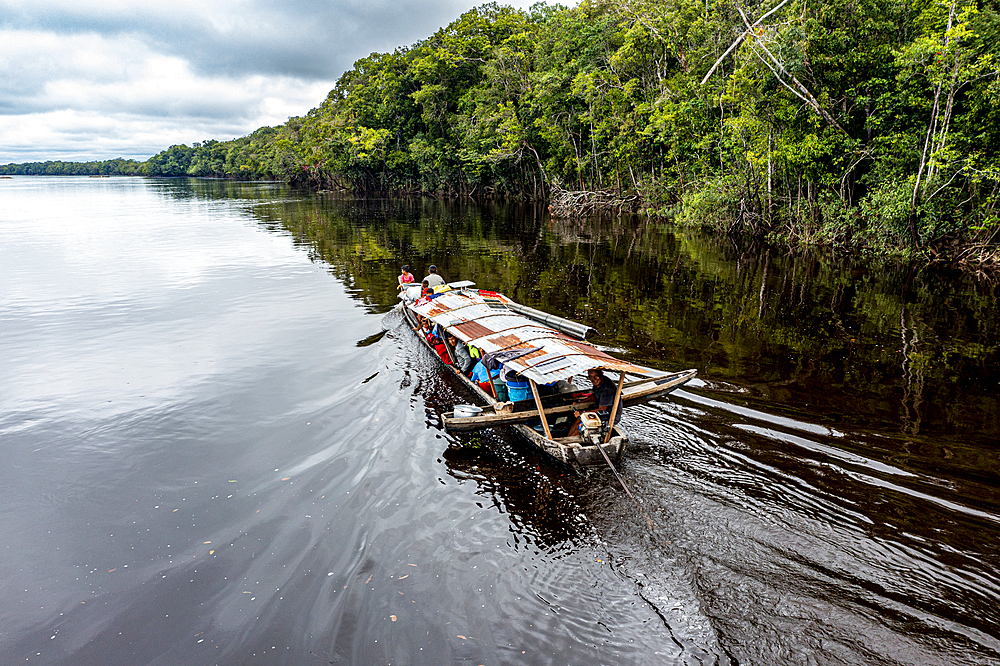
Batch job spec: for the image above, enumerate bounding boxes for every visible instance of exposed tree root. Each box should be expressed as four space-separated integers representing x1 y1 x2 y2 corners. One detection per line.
548 187 643 218
956 244 1000 273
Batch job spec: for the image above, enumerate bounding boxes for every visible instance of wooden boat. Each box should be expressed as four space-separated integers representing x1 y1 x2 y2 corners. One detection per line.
398 281 696 469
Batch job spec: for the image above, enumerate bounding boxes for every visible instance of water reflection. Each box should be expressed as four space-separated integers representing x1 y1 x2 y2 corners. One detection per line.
173 179 1000 447
8 177 995 664
443 438 589 551
199 181 997 664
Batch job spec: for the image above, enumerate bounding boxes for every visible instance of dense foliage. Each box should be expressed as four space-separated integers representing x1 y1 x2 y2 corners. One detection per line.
4 0 998 256
0 158 146 176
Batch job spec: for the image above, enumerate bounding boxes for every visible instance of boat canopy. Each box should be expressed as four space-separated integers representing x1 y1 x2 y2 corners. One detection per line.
408 288 657 385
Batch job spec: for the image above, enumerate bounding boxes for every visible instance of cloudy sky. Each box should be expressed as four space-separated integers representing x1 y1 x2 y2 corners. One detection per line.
0 0 543 164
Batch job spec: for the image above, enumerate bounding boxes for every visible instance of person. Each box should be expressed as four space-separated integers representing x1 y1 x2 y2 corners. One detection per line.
473 360 508 400
568 368 622 436
434 340 452 364
398 265 414 290
423 265 446 288
426 325 451 364
420 279 432 298
447 334 475 375
471 358 500 388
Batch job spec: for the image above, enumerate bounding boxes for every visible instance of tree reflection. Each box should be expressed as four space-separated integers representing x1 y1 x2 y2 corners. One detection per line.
189 183 997 452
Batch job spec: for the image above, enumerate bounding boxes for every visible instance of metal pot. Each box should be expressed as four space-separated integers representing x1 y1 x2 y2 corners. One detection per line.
453 404 483 418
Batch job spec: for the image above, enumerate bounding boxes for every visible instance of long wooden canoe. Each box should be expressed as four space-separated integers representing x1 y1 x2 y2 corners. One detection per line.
399 283 696 468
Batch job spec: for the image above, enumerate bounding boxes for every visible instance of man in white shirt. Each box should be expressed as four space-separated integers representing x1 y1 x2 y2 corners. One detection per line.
423 265 446 288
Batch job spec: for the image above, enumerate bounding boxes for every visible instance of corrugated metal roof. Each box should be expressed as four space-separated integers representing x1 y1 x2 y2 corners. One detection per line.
408 288 652 385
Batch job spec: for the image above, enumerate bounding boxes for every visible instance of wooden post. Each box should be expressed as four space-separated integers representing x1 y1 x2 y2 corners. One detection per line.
529 379 553 441
486 370 499 400
603 372 626 444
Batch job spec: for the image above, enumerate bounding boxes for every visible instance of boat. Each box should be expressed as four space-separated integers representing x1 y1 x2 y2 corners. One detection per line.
398 281 697 470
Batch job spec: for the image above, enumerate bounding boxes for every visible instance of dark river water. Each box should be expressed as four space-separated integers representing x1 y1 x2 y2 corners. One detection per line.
1 176 998 665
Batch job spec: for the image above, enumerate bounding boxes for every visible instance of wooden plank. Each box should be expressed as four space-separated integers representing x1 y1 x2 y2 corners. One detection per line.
442 369 696 433
441 333 459 366
484 371 498 399
553 436 586 445
603 371 626 444
530 379 553 440
444 402 585 431
619 370 696 405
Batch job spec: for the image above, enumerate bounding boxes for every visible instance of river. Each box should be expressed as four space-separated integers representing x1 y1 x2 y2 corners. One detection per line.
1 176 997 665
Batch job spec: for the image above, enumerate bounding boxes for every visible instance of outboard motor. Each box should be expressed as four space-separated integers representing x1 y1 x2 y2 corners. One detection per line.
578 411 606 446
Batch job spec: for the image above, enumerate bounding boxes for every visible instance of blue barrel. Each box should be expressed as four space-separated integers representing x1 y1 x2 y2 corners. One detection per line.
505 374 532 402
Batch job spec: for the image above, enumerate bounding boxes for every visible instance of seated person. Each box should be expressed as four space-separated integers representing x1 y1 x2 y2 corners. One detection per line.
447 334 476 375
423 265 446 288
398 265 414 290
433 338 452 364
423 325 451 364
423 323 440 343
470 359 505 399
568 369 622 436
420 279 432 298
470 358 497 384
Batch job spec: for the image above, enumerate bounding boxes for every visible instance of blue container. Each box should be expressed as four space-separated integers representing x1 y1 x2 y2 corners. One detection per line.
505 375 531 402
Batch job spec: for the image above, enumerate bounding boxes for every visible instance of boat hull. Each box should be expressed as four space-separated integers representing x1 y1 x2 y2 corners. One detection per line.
400 303 626 468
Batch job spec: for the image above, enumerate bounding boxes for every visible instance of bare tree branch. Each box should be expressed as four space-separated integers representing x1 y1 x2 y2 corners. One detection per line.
733 2 848 135
701 0 791 84
700 0 847 136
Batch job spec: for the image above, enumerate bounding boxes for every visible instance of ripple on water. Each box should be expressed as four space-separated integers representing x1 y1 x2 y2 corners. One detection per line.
605 389 1000 665
3 179 999 665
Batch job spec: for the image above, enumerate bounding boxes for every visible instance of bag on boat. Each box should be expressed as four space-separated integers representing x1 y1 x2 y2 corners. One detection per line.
404 284 422 301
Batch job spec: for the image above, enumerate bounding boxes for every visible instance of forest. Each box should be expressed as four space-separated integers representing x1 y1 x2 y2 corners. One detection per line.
4 0 999 260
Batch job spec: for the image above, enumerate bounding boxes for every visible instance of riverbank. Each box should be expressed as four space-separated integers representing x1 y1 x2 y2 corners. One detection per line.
5 169 996 268
9 0 1000 268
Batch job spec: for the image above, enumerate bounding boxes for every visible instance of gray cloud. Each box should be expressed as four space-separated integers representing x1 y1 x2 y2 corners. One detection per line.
1 0 493 80
0 0 543 162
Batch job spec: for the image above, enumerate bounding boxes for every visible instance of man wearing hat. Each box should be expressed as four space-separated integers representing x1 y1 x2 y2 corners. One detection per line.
423 265 446 288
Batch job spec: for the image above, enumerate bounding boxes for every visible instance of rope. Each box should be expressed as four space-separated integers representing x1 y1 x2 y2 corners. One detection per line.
595 442 658 530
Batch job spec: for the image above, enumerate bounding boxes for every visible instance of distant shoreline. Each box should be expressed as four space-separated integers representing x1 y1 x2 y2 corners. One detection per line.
2 171 997 271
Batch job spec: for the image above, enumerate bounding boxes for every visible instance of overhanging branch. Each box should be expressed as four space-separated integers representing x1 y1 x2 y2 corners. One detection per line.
702 0 848 137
